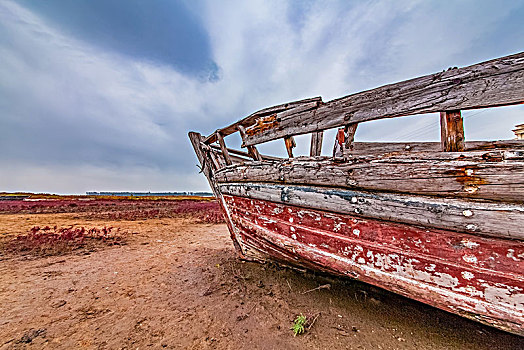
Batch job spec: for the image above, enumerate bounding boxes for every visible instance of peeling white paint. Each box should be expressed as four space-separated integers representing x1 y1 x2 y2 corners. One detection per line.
482 283 524 309
462 254 478 264
461 271 475 280
291 234 297 240
463 210 473 217
273 207 283 215
453 285 483 298
425 264 436 272
227 204 524 333
464 185 479 193
461 239 480 249
466 224 478 231
506 249 520 261
353 229 360 237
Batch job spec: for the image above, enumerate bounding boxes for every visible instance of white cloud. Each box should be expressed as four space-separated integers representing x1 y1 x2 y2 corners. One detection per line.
1 0 523 193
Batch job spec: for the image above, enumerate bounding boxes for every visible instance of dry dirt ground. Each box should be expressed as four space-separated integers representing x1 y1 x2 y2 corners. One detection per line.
0 204 523 349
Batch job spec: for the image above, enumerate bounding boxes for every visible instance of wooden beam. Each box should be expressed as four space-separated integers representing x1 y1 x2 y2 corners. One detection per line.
188 132 218 196
219 182 524 240
216 132 232 165
333 128 345 158
238 125 262 161
349 140 524 154
343 123 358 155
202 144 220 170
209 148 250 164
214 150 524 203
440 110 465 151
284 136 296 158
310 131 323 156
244 52 524 146
203 97 322 144
209 144 282 161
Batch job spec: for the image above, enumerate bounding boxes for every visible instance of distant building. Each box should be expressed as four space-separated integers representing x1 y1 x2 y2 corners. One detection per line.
513 124 524 140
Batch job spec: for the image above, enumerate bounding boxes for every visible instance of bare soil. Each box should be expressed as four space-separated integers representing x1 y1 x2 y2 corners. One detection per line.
0 201 523 349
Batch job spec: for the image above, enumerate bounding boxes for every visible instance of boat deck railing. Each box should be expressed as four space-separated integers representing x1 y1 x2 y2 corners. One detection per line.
192 51 524 170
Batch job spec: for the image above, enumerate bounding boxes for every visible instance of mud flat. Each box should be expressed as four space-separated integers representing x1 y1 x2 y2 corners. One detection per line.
0 199 523 349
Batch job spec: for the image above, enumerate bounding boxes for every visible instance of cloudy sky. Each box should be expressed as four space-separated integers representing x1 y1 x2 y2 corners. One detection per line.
1 0 523 194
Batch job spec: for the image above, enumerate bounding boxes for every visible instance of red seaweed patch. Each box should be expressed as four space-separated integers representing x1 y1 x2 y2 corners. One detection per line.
3 225 126 257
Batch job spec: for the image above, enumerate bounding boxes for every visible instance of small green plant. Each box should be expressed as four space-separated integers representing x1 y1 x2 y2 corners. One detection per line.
291 314 307 336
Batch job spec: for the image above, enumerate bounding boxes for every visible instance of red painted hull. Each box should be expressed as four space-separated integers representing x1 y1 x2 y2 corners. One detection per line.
221 194 524 335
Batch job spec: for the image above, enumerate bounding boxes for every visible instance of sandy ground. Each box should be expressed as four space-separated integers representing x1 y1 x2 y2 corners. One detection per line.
0 211 523 349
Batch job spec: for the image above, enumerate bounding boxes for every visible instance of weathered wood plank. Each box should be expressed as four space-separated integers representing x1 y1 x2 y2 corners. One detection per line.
333 128 345 158
204 97 322 144
224 195 524 335
206 145 222 170
219 182 524 240
310 131 323 156
284 136 296 158
209 148 249 165
344 123 358 155
209 144 282 162
330 140 524 155
216 132 232 165
238 125 262 161
244 52 524 146
244 101 321 138
215 150 524 203
441 110 465 151
188 132 218 196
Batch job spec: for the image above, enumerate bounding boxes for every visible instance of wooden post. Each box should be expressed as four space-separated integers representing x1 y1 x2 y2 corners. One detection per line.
333 128 345 158
310 131 323 156
440 110 465 152
188 132 218 196
284 136 296 158
238 125 262 161
343 123 358 155
216 132 232 166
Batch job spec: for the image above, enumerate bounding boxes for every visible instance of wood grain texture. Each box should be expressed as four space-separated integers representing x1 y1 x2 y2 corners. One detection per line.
244 52 524 146
344 123 358 155
350 140 524 154
215 149 524 203
219 182 524 240
310 131 323 156
441 110 465 151
209 144 282 162
238 125 262 161
204 97 322 144
216 132 232 166
284 136 296 158
188 132 218 196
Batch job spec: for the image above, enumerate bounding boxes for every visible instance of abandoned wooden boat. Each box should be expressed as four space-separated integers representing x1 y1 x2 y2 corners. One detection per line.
189 52 524 335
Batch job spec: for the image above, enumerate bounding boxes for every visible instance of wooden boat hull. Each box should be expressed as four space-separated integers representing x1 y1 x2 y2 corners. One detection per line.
188 51 524 336
216 186 524 336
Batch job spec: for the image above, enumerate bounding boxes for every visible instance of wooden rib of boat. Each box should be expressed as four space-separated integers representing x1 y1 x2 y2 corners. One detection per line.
189 52 524 335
